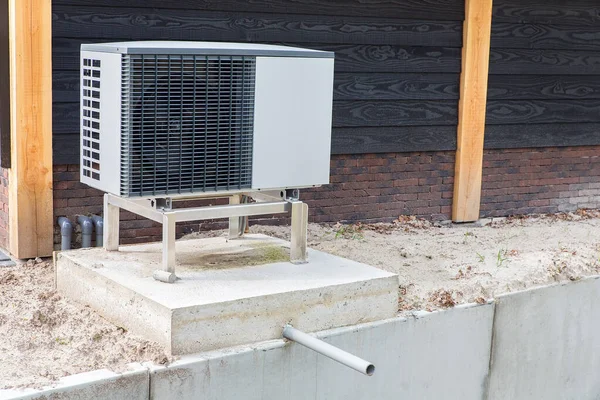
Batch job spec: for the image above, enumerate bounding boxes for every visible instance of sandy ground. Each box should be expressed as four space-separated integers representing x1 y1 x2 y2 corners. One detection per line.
0 259 169 389
245 211 600 311
3 210 600 389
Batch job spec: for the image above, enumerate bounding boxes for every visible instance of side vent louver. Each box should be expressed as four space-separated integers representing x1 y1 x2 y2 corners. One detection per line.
120 55 256 197
81 58 101 181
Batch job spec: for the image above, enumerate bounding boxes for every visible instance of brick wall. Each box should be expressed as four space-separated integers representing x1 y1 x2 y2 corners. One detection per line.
53 165 218 248
52 152 455 248
51 146 600 249
481 146 600 217
0 167 8 250
301 152 455 223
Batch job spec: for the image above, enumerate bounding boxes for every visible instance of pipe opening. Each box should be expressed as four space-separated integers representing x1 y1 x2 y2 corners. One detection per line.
366 364 375 376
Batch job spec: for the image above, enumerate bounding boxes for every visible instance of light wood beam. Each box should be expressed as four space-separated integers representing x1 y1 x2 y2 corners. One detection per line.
8 0 54 258
452 0 493 222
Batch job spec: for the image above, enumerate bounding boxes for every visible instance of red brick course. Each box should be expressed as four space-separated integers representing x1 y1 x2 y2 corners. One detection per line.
0 168 8 251
481 147 600 217
301 153 455 224
46 146 600 249
51 152 455 248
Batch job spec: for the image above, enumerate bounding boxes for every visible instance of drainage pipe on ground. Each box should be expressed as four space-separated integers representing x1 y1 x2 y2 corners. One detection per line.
91 215 103 247
77 215 93 248
282 325 375 376
57 217 73 251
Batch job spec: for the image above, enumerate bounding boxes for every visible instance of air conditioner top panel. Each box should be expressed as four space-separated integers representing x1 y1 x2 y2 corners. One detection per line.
81 41 334 58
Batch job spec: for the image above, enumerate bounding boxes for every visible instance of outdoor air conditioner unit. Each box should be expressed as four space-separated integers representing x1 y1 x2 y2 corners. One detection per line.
80 41 334 197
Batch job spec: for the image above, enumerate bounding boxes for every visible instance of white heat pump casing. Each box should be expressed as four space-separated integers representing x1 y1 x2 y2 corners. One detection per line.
252 57 333 190
80 42 334 198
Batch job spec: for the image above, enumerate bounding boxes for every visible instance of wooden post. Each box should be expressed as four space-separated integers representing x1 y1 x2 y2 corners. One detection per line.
452 0 493 222
8 0 54 258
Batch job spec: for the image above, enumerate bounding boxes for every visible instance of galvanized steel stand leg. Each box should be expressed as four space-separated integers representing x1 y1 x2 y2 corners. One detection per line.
153 214 177 283
228 195 243 239
103 194 120 251
290 201 308 264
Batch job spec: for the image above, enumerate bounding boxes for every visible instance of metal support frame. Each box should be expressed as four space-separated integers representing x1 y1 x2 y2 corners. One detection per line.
290 201 308 264
228 195 243 239
102 191 308 283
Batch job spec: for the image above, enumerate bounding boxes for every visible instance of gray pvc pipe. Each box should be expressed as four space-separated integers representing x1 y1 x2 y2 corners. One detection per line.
282 325 375 376
77 215 93 248
91 215 103 247
57 217 73 251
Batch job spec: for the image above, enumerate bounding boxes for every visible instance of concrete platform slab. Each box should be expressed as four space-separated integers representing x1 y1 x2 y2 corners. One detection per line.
55 234 398 355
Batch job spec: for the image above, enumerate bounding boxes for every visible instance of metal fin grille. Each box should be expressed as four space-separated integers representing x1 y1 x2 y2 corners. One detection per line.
82 58 101 181
121 54 256 197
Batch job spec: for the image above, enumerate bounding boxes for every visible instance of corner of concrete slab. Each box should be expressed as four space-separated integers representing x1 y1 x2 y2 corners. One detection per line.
0 248 16 267
56 253 175 353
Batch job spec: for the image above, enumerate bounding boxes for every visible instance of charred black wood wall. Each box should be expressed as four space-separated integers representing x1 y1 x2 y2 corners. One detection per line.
0 0 10 167
51 0 465 164
486 0 600 149
52 0 600 165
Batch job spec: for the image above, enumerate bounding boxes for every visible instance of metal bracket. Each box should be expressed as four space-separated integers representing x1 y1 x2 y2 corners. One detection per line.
251 190 286 202
103 191 309 283
154 198 173 210
285 188 300 201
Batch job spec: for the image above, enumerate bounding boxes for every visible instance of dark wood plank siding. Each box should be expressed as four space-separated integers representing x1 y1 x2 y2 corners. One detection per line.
52 0 464 164
0 0 10 167
52 0 465 21
486 0 600 149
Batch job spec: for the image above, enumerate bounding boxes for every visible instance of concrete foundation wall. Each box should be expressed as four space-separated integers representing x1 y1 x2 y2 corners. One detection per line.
149 304 494 400
3 277 600 400
0 366 148 400
487 276 600 400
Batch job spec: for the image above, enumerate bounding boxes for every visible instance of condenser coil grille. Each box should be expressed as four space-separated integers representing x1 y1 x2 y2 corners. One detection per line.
120 54 256 197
